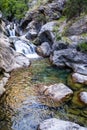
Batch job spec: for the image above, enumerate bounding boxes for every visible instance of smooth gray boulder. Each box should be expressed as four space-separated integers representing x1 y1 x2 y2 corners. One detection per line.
36 42 51 57
38 21 56 44
50 49 87 75
38 118 87 130
40 83 73 104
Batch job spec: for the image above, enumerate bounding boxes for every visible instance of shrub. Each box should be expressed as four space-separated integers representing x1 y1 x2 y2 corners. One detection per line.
77 42 87 52
63 0 87 20
0 0 28 21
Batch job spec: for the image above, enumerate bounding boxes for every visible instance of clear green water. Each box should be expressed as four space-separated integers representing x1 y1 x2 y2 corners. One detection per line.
0 59 87 130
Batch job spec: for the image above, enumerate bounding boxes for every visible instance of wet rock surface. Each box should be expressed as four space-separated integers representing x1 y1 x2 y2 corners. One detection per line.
72 73 87 84
40 83 73 104
37 42 51 57
50 49 87 75
38 118 87 130
79 92 87 105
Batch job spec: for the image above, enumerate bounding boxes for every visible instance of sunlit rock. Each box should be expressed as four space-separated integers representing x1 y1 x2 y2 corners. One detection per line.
79 92 87 105
40 83 73 104
38 118 87 130
72 73 87 84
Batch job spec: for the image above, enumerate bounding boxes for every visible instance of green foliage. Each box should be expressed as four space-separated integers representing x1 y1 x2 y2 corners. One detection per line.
64 0 87 20
0 0 28 20
53 25 61 41
78 42 87 52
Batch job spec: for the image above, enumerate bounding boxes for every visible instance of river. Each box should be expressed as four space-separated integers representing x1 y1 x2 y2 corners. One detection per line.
0 59 87 130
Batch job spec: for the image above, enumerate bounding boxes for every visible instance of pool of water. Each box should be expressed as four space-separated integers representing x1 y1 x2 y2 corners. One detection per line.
0 59 87 130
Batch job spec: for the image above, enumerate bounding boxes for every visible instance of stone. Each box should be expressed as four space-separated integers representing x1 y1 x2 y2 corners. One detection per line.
52 40 68 51
41 83 73 104
0 43 30 72
36 42 51 57
38 21 56 44
65 15 87 36
0 85 5 96
4 72 10 78
50 49 87 75
38 118 87 130
79 92 87 105
72 73 87 84
25 21 38 40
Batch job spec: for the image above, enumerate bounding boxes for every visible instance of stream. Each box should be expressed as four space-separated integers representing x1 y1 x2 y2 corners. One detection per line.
0 59 87 130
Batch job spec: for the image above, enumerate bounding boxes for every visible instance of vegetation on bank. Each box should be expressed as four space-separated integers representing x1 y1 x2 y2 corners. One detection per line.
64 0 87 20
77 42 87 53
0 0 28 21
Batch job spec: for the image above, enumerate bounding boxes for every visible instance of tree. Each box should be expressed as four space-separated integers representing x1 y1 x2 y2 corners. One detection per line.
0 0 28 21
64 0 87 20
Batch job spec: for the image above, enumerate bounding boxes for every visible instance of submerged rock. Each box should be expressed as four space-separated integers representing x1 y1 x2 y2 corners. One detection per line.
40 83 73 104
79 92 87 105
38 118 87 130
72 73 87 84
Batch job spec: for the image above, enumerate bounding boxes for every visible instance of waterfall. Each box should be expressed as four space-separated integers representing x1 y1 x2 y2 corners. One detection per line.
14 40 40 58
7 23 16 37
6 23 40 59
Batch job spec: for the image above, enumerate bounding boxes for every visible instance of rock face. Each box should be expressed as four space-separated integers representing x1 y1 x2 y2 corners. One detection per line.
52 40 68 51
40 83 73 104
79 92 87 105
50 49 87 75
36 42 51 57
65 16 87 36
72 73 87 84
38 118 87 130
20 0 67 30
0 45 30 72
38 21 56 44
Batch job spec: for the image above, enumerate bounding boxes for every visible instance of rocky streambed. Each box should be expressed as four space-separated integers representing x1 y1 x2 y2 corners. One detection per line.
0 59 87 130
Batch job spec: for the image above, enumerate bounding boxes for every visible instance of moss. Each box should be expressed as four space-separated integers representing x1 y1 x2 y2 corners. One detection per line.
53 24 62 41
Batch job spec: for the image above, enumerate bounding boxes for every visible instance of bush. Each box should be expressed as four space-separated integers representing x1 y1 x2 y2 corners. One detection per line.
64 0 87 20
0 0 28 21
77 42 87 52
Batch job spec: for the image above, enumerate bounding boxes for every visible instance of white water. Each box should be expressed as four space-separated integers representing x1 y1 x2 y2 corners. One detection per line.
7 23 16 36
7 23 40 59
14 40 40 59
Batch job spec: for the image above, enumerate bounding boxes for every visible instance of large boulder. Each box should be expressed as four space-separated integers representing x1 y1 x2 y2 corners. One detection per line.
40 83 73 104
25 21 38 40
52 40 68 51
38 118 87 130
38 21 56 44
36 42 51 57
0 44 30 72
50 49 87 75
